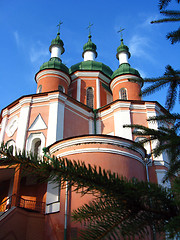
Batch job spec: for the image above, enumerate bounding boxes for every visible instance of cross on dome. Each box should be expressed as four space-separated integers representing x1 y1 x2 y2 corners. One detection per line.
87 22 93 37
117 27 125 40
57 21 63 35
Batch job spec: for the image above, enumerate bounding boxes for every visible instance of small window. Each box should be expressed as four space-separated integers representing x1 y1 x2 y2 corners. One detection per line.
34 140 41 156
58 85 64 92
37 85 42 94
86 87 94 108
31 138 41 156
119 88 127 100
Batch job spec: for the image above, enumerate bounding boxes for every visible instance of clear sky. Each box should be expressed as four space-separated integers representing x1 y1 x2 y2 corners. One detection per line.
0 0 179 113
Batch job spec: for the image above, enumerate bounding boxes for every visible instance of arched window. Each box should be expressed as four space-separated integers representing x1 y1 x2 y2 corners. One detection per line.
86 87 94 108
6 140 16 155
58 85 64 92
119 88 127 100
26 133 45 158
37 85 42 94
33 139 41 156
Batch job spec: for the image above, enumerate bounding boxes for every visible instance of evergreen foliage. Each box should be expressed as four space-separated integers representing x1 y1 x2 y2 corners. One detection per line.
152 1 180 44
0 144 179 239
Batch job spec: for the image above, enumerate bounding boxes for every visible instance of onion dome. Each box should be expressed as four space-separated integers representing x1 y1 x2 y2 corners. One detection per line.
39 57 69 74
116 39 130 60
82 34 98 60
49 32 65 55
69 60 113 78
38 31 68 73
111 63 140 79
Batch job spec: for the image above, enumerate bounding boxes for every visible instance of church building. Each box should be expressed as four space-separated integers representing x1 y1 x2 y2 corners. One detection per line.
0 26 169 240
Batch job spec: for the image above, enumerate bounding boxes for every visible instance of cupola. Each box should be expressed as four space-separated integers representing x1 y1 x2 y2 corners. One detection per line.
82 34 97 61
35 23 70 94
110 37 143 102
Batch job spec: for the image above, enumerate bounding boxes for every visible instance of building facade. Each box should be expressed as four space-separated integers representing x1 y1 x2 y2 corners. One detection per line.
0 30 170 240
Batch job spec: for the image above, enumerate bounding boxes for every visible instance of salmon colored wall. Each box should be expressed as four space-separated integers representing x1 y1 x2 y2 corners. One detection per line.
80 79 97 108
37 73 69 93
112 79 141 101
101 115 114 134
63 108 89 138
0 207 45 240
100 83 108 107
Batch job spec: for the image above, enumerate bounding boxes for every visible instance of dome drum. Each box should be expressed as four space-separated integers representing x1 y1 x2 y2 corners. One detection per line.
110 75 142 101
35 69 71 94
49 135 146 181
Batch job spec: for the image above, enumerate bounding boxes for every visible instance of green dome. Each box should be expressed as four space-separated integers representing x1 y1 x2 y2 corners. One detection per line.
116 39 130 60
39 57 69 74
49 33 65 54
111 63 140 79
69 60 113 78
82 35 97 58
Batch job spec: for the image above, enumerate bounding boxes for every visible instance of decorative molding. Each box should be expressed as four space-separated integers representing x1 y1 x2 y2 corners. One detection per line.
29 114 47 131
50 136 145 158
110 75 141 90
6 116 19 137
71 71 111 84
55 147 144 164
36 69 71 85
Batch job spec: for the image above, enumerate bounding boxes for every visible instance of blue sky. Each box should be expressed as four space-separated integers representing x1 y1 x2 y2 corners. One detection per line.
0 0 179 113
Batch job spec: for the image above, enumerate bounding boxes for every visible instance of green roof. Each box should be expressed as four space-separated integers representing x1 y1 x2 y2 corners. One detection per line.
49 33 65 54
69 60 113 78
39 57 69 74
111 63 140 79
116 39 130 60
82 35 97 58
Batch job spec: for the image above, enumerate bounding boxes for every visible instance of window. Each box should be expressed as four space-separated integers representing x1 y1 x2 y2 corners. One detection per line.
119 88 127 100
58 85 64 92
37 85 42 94
33 139 41 156
26 133 45 158
86 87 94 108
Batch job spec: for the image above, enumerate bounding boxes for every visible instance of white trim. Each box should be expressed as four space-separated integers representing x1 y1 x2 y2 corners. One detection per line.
65 100 92 118
110 75 141 90
0 117 8 144
5 116 19 137
46 101 65 146
26 132 46 156
71 71 111 84
77 78 81 102
65 106 89 121
130 104 146 110
96 79 100 108
16 105 31 152
38 74 70 86
114 109 132 140
50 136 145 158
28 114 47 131
36 70 70 85
56 147 144 164
89 119 94 134
155 169 171 188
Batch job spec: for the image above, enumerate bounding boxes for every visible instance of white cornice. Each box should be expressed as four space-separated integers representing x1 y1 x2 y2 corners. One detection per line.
111 102 131 111
154 160 169 168
130 104 146 110
110 75 141 90
36 69 71 85
55 147 144 164
70 71 111 84
65 100 93 118
50 136 145 159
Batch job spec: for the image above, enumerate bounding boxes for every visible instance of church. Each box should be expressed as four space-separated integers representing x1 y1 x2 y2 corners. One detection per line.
0 25 169 239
